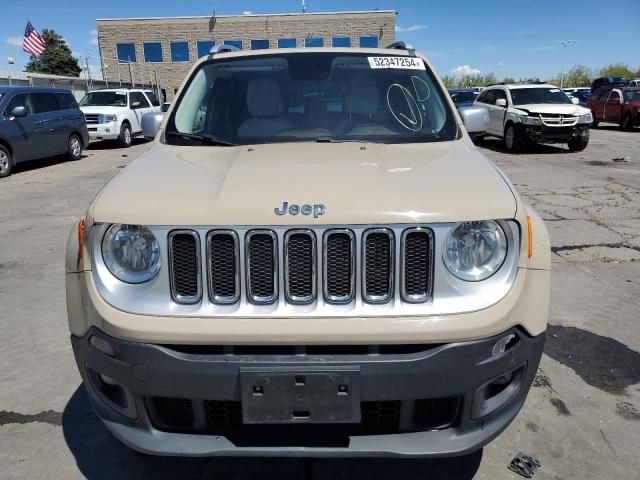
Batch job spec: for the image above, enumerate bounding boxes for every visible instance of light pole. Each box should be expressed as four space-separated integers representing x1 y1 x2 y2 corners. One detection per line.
559 39 576 90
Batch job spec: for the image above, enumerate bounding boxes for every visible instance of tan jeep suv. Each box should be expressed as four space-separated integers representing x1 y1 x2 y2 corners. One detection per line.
65 43 550 457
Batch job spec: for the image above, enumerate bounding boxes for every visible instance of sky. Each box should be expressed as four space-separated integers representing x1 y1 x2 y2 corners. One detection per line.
1 0 639 81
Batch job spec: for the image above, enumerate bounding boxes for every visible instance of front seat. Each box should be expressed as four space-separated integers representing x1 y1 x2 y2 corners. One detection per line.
237 78 293 137
342 77 395 136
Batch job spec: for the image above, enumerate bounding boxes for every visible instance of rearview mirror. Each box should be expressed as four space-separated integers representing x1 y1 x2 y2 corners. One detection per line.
11 106 27 117
495 98 507 108
141 111 165 140
459 106 490 135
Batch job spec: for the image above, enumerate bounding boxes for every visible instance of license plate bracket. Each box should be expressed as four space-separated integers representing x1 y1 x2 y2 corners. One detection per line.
240 367 361 424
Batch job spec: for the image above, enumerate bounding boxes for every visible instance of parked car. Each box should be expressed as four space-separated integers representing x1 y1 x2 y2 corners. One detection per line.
628 79 640 88
0 86 89 178
474 83 592 152
568 90 592 107
79 88 161 147
66 43 550 457
562 87 590 96
587 86 640 130
448 88 478 108
590 76 627 91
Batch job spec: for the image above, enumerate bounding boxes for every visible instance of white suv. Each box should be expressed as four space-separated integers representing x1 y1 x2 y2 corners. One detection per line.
79 89 161 147
474 83 593 152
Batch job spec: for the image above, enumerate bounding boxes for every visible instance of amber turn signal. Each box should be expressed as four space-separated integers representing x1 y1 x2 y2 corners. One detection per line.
527 216 533 258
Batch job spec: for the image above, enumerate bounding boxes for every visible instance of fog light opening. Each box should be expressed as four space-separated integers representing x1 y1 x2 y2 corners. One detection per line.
471 364 526 420
86 366 136 418
90 335 114 356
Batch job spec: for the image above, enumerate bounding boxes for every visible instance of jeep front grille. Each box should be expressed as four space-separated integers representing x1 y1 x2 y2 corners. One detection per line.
168 226 434 308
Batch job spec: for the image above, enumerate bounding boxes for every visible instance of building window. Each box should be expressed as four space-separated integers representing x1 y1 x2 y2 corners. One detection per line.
224 40 243 50
359 36 379 48
304 37 324 47
278 38 296 48
143 42 163 63
251 39 269 50
332 36 351 47
197 40 215 58
170 42 190 62
116 43 137 63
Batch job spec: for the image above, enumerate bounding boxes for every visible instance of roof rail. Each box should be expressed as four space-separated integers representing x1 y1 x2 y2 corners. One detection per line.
209 44 241 55
385 41 416 56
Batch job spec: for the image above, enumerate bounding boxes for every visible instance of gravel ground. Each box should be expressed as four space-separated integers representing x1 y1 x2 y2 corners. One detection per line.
0 128 639 479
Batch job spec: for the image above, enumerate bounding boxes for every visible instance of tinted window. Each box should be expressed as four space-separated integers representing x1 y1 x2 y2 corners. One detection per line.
510 87 573 105
278 38 296 48
224 40 243 50
170 42 190 62
251 39 269 50
80 91 127 107
305 37 324 47
4 94 33 116
359 36 378 48
55 93 79 110
475 90 489 104
197 40 215 58
623 90 640 102
144 42 163 63
332 37 351 47
117 43 137 63
608 91 620 102
450 91 477 104
494 90 507 101
31 93 60 113
480 89 498 105
129 92 150 108
146 92 161 107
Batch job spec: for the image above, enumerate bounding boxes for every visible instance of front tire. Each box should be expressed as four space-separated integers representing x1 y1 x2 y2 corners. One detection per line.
621 113 633 131
504 123 525 153
591 112 599 128
67 134 83 161
568 133 589 152
118 123 132 148
0 145 13 178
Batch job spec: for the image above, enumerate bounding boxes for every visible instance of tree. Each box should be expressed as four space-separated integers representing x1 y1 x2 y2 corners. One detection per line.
565 65 592 87
25 29 81 77
598 63 635 79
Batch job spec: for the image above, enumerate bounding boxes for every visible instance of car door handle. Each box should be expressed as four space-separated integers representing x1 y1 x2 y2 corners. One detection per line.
34 119 50 124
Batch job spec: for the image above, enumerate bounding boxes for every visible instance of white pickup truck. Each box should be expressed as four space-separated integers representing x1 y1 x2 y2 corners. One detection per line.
79 89 161 147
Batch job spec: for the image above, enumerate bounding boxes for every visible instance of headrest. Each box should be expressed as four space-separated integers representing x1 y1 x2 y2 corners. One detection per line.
345 77 379 115
247 78 284 117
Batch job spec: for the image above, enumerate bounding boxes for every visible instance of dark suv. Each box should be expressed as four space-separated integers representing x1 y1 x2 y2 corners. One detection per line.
0 87 89 178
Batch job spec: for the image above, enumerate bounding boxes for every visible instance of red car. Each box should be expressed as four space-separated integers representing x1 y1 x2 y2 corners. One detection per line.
587 87 640 130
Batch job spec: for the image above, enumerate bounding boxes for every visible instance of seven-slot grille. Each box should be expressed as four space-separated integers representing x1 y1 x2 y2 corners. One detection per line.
168 227 433 306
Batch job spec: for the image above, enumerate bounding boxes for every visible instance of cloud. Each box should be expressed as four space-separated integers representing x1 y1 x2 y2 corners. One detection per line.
451 65 481 76
5 36 23 48
515 30 535 35
498 61 505 67
395 24 429 33
90 30 99 46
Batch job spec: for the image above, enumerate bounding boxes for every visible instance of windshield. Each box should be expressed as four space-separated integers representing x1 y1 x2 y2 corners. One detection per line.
80 92 127 107
450 91 477 104
166 52 457 146
510 87 573 105
623 90 640 102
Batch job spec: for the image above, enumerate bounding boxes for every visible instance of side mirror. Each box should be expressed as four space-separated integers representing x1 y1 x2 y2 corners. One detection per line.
131 101 142 109
459 106 490 135
11 106 27 117
571 97 580 105
495 98 507 108
161 103 171 113
141 111 165 140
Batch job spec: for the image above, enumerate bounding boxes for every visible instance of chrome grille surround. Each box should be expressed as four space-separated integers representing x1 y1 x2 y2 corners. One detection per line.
206 230 240 305
539 113 578 127
400 227 434 303
362 228 395 304
284 229 317 305
168 230 202 305
91 222 520 318
323 229 356 304
245 229 278 305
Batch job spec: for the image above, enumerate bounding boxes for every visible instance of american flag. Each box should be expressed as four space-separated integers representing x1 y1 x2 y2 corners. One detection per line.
23 21 46 57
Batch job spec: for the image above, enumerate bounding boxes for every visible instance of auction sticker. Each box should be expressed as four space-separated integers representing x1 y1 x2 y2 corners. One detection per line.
368 56 425 70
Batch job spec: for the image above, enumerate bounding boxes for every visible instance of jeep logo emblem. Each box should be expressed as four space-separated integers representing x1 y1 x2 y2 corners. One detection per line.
274 201 326 219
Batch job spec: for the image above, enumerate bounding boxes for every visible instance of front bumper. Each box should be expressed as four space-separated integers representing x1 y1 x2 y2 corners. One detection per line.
523 124 589 143
71 326 545 457
87 122 119 140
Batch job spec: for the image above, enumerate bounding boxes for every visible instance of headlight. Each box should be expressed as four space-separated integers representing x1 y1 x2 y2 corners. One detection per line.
102 224 161 283
444 221 508 281
521 116 541 125
103 114 117 123
578 113 593 124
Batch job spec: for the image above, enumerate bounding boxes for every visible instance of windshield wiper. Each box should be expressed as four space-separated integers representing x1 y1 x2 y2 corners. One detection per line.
166 131 236 146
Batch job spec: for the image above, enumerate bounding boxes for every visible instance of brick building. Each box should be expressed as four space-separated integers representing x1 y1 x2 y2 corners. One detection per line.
96 10 397 100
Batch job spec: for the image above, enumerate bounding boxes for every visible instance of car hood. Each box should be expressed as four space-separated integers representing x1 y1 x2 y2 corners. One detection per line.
91 140 517 226
80 106 126 115
514 104 590 115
